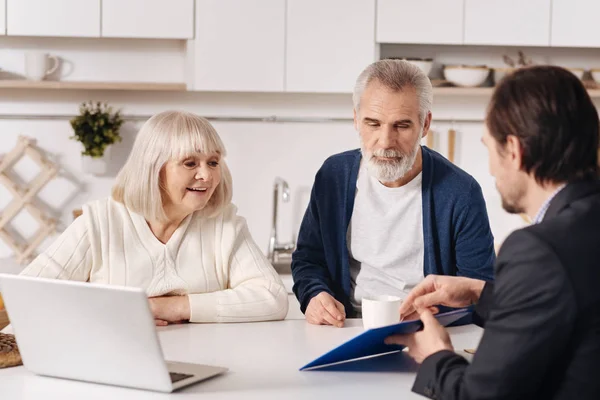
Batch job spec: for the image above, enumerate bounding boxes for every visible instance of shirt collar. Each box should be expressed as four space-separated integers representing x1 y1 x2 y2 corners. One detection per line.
532 184 567 224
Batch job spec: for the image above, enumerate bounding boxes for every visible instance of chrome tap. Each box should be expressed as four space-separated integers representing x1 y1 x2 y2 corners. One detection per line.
267 177 295 263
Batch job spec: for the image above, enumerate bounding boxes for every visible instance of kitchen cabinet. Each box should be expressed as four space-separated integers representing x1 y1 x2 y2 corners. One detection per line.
377 0 464 45
551 0 600 47
0 0 5 35
190 0 285 92
464 0 550 46
286 0 376 93
7 0 100 37
102 0 194 39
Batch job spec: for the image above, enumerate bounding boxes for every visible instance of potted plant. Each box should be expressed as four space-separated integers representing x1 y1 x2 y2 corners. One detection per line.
70 101 124 175
494 51 533 85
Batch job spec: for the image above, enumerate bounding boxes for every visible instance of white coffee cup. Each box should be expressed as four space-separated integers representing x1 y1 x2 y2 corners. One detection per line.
362 295 403 330
24 52 59 81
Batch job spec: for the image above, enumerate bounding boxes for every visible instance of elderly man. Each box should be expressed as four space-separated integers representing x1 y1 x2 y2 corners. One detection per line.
291 60 495 327
391 66 600 399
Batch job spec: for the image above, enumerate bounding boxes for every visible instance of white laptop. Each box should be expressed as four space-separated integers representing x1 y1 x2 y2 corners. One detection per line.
0 274 228 392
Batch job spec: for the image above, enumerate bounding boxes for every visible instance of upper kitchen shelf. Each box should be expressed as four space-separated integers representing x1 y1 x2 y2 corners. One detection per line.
2 82 600 98
0 81 187 91
433 87 600 97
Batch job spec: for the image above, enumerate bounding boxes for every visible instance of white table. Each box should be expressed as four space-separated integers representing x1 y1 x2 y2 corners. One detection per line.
0 320 483 399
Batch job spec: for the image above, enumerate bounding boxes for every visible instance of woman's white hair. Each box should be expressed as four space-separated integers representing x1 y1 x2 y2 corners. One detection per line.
353 59 433 126
112 110 233 222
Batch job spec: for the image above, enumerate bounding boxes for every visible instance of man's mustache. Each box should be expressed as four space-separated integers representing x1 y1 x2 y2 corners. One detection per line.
370 149 404 159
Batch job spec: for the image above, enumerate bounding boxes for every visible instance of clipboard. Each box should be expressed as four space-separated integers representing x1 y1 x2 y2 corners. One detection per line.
299 308 471 371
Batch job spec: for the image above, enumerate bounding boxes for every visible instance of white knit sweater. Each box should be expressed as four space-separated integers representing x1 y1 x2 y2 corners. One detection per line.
19 198 288 323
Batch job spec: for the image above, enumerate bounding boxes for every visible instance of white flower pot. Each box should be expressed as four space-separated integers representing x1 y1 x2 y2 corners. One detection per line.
82 146 111 176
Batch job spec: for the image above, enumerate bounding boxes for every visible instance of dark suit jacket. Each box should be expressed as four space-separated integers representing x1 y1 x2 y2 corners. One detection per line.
413 180 600 400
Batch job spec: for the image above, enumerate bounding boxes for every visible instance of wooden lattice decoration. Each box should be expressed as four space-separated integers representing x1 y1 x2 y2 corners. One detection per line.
0 136 58 265
0 333 22 369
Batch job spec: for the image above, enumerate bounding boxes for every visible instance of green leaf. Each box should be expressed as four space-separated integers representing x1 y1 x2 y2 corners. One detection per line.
69 101 123 156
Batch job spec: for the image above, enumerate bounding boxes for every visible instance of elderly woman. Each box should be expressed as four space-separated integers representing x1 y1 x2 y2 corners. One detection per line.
17 110 288 325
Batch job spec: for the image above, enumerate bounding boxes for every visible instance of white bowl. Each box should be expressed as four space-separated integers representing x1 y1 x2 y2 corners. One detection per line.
493 68 517 85
404 59 433 77
444 66 490 87
567 68 585 80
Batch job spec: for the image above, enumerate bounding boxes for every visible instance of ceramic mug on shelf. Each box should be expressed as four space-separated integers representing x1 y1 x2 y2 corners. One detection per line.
24 52 60 81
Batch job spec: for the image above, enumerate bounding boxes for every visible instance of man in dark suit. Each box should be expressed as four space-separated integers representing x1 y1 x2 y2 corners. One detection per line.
387 65 600 399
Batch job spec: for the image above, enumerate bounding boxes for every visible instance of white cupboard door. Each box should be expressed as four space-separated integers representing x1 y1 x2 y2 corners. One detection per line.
192 0 285 92
102 0 194 39
377 0 464 45
551 0 600 47
286 0 376 93
0 0 6 35
7 0 100 37
464 0 550 46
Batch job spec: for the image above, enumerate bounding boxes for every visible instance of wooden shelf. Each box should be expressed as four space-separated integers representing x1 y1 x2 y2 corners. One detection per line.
1 80 599 97
432 86 600 97
0 80 187 91
432 87 494 96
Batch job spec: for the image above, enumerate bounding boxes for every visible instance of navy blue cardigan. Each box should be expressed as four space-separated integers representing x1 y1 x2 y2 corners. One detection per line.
291 147 496 316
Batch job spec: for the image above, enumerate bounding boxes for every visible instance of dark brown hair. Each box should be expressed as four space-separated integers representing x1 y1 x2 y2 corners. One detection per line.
486 65 599 184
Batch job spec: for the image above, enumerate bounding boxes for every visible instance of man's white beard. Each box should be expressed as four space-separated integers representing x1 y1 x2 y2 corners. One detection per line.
362 135 422 183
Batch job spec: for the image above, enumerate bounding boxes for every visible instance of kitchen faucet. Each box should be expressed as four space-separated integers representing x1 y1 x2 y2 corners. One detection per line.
267 177 295 263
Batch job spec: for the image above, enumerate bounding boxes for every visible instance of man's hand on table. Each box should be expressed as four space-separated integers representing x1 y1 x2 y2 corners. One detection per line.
305 292 346 328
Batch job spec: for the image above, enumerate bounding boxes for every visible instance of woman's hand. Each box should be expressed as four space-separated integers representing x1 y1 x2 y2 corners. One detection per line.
148 295 191 325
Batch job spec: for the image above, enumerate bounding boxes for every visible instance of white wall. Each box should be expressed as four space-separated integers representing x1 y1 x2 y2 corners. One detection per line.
0 88 530 262
4 39 599 263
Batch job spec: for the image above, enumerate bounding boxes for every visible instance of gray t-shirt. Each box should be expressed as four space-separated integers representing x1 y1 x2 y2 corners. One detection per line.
348 163 425 314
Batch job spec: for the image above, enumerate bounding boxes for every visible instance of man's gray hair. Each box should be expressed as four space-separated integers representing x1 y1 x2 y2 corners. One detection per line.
353 59 433 125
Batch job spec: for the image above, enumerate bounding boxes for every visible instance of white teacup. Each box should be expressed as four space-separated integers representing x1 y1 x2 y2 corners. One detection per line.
362 295 403 330
24 52 59 81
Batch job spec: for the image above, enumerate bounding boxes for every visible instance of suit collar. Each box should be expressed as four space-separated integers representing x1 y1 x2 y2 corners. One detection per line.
544 179 600 220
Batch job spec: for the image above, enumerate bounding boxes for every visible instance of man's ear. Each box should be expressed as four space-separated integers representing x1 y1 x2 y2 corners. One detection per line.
422 112 432 139
505 135 523 171
353 108 359 131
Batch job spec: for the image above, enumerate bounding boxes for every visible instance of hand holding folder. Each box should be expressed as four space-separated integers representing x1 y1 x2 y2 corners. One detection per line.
300 308 471 371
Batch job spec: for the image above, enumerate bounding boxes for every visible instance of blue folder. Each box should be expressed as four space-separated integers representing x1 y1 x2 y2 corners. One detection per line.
300 308 471 371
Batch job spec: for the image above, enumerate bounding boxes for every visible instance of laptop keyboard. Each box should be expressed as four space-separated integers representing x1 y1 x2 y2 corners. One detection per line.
170 372 194 383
